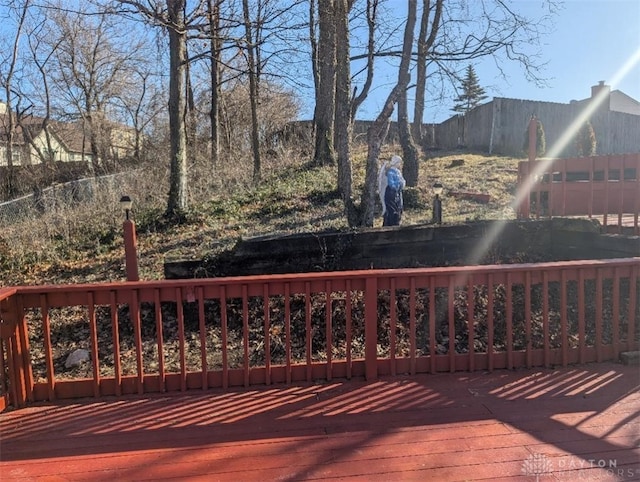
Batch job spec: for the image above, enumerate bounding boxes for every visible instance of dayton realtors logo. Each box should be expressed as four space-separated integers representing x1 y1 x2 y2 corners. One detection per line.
522 453 639 480
521 454 553 481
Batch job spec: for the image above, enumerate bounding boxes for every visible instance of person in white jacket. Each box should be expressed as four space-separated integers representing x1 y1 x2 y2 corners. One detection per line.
377 155 406 226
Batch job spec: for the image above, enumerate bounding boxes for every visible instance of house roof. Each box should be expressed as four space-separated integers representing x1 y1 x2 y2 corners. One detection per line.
0 111 92 155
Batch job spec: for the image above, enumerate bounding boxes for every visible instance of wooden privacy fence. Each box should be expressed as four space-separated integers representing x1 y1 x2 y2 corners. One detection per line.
1 258 639 409
517 153 640 234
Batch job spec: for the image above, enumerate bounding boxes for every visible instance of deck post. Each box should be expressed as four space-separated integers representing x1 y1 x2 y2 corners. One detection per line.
123 219 139 282
365 277 378 381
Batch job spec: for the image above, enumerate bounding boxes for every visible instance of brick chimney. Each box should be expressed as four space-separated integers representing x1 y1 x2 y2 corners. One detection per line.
591 80 611 99
589 81 611 110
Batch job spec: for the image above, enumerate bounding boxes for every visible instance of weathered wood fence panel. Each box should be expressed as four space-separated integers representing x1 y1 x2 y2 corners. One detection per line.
434 97 640 156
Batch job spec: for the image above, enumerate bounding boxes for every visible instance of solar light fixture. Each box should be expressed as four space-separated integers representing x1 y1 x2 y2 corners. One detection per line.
120 195 133 220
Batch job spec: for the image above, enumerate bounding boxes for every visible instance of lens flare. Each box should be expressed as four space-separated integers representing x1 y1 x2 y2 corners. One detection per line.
463 46 640 270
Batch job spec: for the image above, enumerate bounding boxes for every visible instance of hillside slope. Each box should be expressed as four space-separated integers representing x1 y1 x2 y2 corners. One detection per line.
0 150 523 286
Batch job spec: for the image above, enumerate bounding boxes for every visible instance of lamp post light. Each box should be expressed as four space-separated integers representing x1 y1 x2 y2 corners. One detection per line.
119 195 139 281
120 195 132 220
432 182 443 224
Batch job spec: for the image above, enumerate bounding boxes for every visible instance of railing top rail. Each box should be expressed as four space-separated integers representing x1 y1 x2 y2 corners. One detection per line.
0 287 18 301
8 257 640 295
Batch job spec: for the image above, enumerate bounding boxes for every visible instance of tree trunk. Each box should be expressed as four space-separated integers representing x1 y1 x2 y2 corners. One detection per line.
242 0 262 182
312 0 336 167
208 0 221 167
398 0 418 186
185 45 197 157
412 0 443 151
359 92 397 227
165 0 188 218
334 0 357 225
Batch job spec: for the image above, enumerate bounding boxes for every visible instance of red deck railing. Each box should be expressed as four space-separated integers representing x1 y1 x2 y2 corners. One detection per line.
517 153 640 234
2 259 638 410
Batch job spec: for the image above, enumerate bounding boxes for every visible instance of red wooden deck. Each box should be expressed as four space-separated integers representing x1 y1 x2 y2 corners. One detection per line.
1 362 638 481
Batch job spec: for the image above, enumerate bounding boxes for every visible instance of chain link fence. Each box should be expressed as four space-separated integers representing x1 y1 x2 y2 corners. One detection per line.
0 171 148 225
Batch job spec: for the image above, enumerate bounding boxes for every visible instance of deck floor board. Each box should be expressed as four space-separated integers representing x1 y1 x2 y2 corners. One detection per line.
1 362 639 481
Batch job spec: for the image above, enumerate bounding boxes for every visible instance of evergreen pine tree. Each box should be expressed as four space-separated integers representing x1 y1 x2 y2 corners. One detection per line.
522 119 546 157
452 65 488 113
575 121 597 157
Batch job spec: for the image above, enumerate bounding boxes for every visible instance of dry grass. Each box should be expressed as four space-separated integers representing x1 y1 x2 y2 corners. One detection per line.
0 146 523 287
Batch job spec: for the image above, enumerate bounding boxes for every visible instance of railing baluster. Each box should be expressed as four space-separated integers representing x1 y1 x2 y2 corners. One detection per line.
428 277 436 375
578 270 586 364
612 268 620 360
487 274 495 372
506 273 513 370
628 264 638 350
40 294 55 401
197 287 207 390
87 292 100 398
635 155 640 234
604 161 610 227
365 277 378 381
595 269 603 363
305 281 312 382
16 296 33 403
390 278 397 376
0 338 7 401
0 337 7 411
174 287 186 391
264 283 271 385
284 283 291 384
6 335 20 406
525 272 532 369
409 277 416 375
542 271 550 368
448 281 455 373
132 289 144 395
110 291 121 397
561 270 568 367
154 289 165 393
220 286 228 389
12 316 28 406
325 281 332 381
242 284 249 387
467 277 475 372
345 280 352 380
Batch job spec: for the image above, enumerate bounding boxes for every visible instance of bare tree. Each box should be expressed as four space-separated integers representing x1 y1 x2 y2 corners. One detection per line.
411 0 443 148
402 0 442 185
115 0 194 218
45 6 131 172
206 0 222 167
0 0 30 198
350 0 378 123
359 0 417 227
23 11 64 184
241 0 262 182
113 69 164 163
165 0 189 217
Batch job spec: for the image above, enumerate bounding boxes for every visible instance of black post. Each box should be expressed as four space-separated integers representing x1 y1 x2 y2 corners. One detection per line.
433 195 442 224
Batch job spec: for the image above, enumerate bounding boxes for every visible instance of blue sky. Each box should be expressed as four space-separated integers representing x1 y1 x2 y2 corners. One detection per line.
2 1 637 126
353 0 640 124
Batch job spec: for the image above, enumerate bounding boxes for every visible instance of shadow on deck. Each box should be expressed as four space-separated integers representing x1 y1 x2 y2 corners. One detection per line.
1 362 639 481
